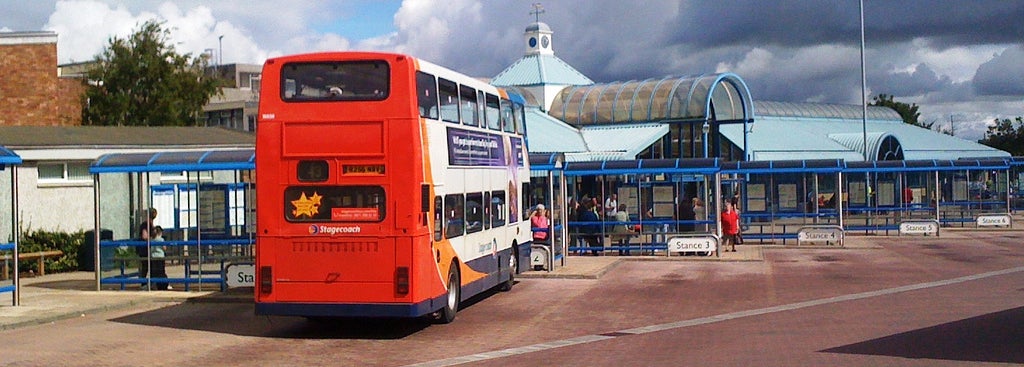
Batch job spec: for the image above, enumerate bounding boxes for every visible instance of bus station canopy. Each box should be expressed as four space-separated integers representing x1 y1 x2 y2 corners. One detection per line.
720 159 845 174
562 158 720 176
548 156 1024 176
842 158 1010 173
90 149 255 174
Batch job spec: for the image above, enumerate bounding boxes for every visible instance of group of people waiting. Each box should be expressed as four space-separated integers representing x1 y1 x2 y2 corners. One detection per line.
530 193 743 256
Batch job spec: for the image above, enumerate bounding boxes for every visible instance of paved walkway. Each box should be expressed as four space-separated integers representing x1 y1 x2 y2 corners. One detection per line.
0 226 1009 331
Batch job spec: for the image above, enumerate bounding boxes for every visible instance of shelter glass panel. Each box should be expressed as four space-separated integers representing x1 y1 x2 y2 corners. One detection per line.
596 84 618 123
579 88 603 125
648 78 675 120
686 77 713 119
630 80 656 122
562 87 589 125
613 82 641 122
668 78 696 119
711 81 743 121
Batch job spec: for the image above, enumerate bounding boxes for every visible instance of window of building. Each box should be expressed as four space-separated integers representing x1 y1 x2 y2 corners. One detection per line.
37 162 91 185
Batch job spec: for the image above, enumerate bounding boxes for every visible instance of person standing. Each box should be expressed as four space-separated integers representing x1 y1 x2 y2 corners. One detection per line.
692 197 707 232
580 201 602 255
604 194 618 219
613 204 631 255
135 207 158 288
530 204 550 244
676 198 696 233
720 200 740 252
149 226 169 290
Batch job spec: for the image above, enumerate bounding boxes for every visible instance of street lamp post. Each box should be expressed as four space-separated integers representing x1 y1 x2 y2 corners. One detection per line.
859 0 868 161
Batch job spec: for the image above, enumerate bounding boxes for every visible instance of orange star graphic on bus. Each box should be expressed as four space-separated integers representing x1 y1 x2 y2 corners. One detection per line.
291 191 322 218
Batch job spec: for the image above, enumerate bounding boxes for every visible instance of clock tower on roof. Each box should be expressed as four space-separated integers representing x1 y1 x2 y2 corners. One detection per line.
525 3 554 56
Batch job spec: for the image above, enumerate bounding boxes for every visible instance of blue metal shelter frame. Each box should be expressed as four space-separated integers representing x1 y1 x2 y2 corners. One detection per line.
557 158 722 254
1 146 22 305
530 156 1020 253
89 149 255 291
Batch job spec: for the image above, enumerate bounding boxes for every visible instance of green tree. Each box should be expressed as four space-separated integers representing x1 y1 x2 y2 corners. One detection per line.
869 94 934 129
82 20 219 126
978 117 1024 155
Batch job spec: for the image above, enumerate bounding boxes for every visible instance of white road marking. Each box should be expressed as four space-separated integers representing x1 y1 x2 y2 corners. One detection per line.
404 265 1024 367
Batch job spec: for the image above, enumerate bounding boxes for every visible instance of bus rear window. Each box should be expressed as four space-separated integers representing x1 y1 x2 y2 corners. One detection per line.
285 186 385 222
281 61 389 101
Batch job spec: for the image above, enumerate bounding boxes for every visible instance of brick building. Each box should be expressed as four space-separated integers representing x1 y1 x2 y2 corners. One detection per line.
0 31 83 126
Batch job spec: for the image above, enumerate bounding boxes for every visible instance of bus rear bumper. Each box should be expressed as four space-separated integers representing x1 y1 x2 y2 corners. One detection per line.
255 295 443 318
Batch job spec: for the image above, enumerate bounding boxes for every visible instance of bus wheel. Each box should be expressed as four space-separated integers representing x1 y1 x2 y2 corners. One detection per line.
437 264 460 324
498 248 516 291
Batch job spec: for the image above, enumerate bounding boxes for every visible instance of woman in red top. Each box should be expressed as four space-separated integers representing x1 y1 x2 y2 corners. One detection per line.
720 200 740 252
530 204 550 244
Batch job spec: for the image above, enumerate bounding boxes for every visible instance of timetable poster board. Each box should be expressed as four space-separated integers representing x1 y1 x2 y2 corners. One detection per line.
877 181 895 206
747 184 766 199
653 186 675 203
618 187 639 216
654 203 675 217
778 184 798 209
953 180 968 201
746 184 767 212
848 182 866 205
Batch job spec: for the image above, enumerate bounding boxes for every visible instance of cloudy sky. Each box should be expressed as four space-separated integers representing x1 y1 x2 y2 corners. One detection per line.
2 0 1022 141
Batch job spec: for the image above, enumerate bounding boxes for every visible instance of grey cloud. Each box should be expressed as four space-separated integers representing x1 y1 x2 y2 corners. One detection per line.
664 1 1024 49
973 45 1024 96
874 63 953 97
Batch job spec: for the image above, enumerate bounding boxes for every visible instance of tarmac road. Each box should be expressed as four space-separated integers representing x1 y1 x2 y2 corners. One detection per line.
0 229 1021 366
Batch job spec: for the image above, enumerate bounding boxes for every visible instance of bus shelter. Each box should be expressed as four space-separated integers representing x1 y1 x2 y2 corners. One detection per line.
561 158 721 255
89 149 255 291
719 159 845 244
840 158 1012 233
528 153 566 269
1008 157 1024 211
1 146 22 305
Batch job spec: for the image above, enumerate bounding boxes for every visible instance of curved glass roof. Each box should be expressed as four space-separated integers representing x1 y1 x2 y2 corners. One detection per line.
548 73 753 125
754 101 902 121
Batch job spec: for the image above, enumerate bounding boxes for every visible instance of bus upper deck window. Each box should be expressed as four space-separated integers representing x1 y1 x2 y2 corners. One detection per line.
297 160 329 182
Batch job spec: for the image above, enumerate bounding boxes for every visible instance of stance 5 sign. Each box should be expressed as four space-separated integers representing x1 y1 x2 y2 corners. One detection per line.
900 220 939 236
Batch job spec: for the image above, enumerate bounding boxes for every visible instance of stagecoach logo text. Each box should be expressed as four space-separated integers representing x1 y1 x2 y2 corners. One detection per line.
309 225 362 235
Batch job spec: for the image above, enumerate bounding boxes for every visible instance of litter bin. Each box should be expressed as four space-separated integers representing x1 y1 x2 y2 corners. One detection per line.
79 229 113 271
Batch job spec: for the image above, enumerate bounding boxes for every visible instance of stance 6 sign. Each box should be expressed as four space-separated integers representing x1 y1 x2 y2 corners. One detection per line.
976 214 1012 227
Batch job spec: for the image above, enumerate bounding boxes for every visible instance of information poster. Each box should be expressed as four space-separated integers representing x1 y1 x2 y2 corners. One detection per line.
653 186 674 203
953 180 967 201
878 181 895 206
618 187 639 216
778 184 798 209
848 182 866 205
746 184 767 211
747 184 765 198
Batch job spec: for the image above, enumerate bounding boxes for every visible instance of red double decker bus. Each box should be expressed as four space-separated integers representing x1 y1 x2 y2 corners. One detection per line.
255 52 531 322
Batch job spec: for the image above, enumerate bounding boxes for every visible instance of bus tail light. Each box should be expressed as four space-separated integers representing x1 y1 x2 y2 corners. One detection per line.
395 267 410 296
260 266 273 295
